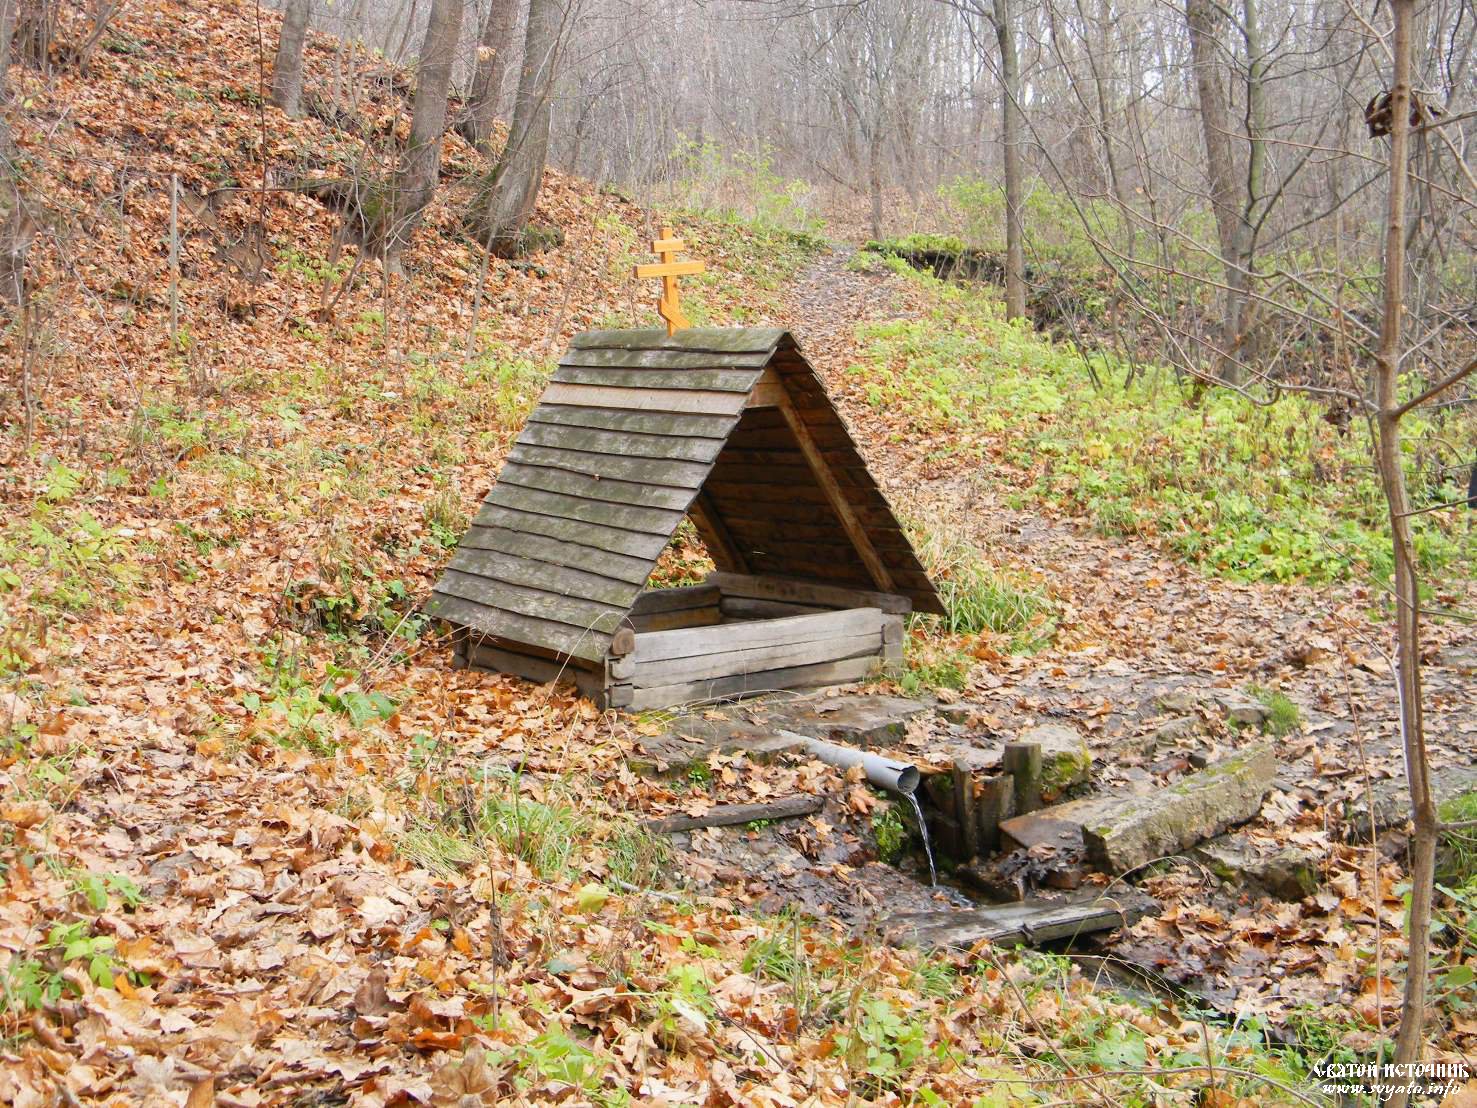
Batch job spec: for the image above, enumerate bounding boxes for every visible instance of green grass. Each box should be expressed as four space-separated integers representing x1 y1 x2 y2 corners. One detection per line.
909 526 1057 650
1439 792 1477 886
848 277 1474 587
1250 685 1302 738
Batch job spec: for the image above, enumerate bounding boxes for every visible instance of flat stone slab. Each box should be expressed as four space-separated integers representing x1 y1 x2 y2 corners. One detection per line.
1081 743 1276 874
1193 833 1321 901
992 743 1277 876
1346 763 1477 842
998 813 1085 854
746 693 934 748
885 888 1156 950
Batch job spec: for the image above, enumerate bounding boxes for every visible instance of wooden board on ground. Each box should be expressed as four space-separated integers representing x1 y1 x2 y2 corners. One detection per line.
886 889 1157 951
643 795 826 834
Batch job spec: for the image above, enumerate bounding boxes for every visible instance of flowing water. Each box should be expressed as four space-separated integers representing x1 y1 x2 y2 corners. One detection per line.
906 792 938 886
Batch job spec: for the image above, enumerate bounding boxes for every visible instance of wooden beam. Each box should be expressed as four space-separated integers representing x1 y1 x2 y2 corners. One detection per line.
775 398 896 592
688 488 750 574
705 572 910 615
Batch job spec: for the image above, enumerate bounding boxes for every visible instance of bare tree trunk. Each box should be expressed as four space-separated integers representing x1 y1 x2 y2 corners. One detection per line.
992 0 1026 320
271 0 311 118
385 0 465 266
867 121 884 241
466 0 564 256
0 0 34 307
1184 0 1250 383
458 0 521 151
1374 2 1436 1097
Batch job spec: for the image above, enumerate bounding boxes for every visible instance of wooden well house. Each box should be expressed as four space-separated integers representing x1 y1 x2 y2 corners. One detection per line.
426 326 943 710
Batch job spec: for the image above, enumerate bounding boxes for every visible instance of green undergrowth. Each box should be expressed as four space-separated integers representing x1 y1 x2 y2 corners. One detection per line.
895 524 1058 692
849 276 1474 586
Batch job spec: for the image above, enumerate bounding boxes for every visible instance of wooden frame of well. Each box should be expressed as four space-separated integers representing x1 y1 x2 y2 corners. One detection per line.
427 327 943 711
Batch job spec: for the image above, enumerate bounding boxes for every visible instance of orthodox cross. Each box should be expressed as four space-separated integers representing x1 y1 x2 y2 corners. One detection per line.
633 225 704 336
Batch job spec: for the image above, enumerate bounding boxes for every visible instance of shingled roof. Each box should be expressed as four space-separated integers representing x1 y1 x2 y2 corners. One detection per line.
425 327 943 665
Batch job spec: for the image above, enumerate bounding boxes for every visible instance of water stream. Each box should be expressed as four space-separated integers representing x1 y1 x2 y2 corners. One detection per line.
906 792 938 886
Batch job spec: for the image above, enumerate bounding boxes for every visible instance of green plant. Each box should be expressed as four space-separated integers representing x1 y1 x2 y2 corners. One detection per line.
667 138 824 235
1249 685 1302 738
243 648 398 754
909 527 1057 650
603 823 671 890
833 996 928 1095
424 482 468 548
1438 792 1477 885
899 640 970 694
872 804 908 865
477 775 589 880
847 279 1474 587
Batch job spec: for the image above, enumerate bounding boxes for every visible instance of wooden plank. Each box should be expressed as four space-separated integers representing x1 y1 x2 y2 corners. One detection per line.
497 462 697 513
632 607 883 664
471 505 670 562
721 538 877 566
688 488 749 574
643 795 825 834
558 348 770 370
718 596 827 620
541 382 750 416
570 327 784 353
707 462 830 487
465 642 584 686
481 484 685 537
699 490 873 526
628 607 722 633
886 893 1153 951
434 570 627 638
630 584 722 615
777 398 894 592
448 547 643 608
459 525 653 586
553 366 763 392
704 481 830 505
729 405 788 429
520 420 726 463
633 259 705 279
630 632 880 686
509 442 712 489
719 516 917 552
530 403 736 440
705 572 911 615
746 381 788 407
422 593 609 663
626 654 879 710
742 554 875 589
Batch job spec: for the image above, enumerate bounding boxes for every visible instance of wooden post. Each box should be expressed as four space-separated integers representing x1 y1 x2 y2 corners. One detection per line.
976 775 1015 854
953 759 979 861
1003 742 1043 816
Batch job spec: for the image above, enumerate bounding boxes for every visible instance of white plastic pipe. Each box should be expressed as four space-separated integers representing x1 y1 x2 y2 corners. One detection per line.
781 731 921 795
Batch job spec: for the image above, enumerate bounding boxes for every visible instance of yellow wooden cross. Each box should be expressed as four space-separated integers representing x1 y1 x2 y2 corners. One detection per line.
633 225 704 336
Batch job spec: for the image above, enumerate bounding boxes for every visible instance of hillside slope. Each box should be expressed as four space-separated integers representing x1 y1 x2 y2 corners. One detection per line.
2 4 1473 1106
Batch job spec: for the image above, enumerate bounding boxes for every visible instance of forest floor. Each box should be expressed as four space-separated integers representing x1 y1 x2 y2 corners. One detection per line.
2 3 1476 1105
